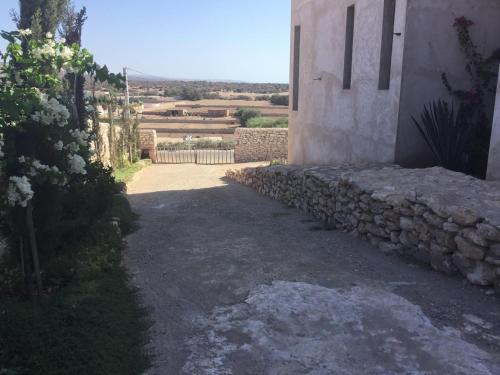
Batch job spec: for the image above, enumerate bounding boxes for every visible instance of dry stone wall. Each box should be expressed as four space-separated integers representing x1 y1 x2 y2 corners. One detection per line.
234 128 288 163
226 165 500 294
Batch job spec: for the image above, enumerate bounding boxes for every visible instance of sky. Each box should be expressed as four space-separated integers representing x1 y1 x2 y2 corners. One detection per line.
0 0 291 83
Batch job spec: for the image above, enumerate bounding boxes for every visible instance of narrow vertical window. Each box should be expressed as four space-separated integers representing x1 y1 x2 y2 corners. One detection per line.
378 0 396 90
343 5 355 90
292 25 301 111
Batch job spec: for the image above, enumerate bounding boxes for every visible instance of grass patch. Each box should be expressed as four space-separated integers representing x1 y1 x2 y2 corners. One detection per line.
247 117 288 128
0 195 150 375
113 160 151 184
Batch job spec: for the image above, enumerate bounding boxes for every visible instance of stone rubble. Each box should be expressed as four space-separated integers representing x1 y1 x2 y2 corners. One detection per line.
234 128 288 163
226 165 500 294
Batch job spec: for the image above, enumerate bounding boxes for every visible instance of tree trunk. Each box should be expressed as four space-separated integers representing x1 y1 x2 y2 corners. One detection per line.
26 201 43 296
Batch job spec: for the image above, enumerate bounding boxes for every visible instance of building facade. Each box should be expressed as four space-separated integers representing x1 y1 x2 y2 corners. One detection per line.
289 0 500 179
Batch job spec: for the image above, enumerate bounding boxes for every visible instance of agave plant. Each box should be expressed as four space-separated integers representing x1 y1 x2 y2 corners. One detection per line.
412 100 475 173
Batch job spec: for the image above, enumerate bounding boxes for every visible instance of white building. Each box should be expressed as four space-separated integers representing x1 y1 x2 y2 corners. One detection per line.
289 0 500 179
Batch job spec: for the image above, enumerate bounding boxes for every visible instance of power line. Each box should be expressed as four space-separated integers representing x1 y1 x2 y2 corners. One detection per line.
125 67 169 80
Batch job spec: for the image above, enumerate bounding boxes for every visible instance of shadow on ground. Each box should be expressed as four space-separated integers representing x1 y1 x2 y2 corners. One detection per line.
124 165 500 375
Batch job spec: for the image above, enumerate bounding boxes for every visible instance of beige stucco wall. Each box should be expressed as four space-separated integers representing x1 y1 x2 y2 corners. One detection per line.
487 66 500 181
290 0 500 169
289 0 408 165
395 0 500 167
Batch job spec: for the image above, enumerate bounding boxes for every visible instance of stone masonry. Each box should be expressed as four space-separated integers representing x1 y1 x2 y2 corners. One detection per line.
139 129 158 163
226 165 500 294
234 128 288 163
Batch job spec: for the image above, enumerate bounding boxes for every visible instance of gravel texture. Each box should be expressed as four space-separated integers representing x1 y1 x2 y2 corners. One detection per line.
125 164 500 375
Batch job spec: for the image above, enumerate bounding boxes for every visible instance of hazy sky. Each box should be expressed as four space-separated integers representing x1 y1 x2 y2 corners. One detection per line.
0 0 291 83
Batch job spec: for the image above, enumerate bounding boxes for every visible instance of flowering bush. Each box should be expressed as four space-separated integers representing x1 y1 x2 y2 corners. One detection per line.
0 29 124 296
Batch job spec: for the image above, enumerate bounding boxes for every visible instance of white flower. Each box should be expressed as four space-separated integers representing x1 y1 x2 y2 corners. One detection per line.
46 32 53 39
54 140 64 151
33 42 56 59
60 37 66 44
19 29 32 37
32 159 51 172
59 46 74 60
69 129 89 147
18 155 26 163
7 176 34 207
65 142 80 153
31 95 70 127
67 154 87 175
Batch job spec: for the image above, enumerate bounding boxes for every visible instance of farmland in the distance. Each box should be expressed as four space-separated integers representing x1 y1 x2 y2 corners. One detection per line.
129 79 290 145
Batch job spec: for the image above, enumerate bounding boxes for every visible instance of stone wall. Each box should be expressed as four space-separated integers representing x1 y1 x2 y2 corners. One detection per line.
139 129 158 163
226 165 500 294
234 128 288 163
91 122 122 166
487 64 500 180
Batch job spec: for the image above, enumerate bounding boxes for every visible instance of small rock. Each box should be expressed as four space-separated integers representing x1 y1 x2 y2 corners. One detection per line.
430 242 453 254
485 257 500 266
460 228 488 247
400 217 414 231
379 242 400 254
430 252 458 275
455 236 486 260
476 223 500 242
443 222 460 233
490 244 500 257
466 262 496 286
400 231 418 247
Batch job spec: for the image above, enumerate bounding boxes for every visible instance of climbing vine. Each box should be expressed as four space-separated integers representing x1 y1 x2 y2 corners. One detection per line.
441 16 500 177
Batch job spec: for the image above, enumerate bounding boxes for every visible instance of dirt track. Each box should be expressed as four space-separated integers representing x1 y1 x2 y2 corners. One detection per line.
125 164 500 375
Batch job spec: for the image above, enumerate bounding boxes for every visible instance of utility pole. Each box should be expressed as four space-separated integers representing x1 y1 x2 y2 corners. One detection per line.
123 67 131 122
123 67 133 163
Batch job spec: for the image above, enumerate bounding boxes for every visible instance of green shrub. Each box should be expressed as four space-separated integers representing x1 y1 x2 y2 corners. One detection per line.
0 196 149 375
255 95 271 101
270 94 289 106
235 108 262 127
247 117 288 128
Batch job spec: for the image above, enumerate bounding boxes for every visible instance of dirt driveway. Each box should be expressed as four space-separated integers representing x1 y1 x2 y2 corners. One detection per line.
125 164 500 375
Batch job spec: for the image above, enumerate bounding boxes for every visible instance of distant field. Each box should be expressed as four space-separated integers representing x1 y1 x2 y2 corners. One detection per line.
138 95 289 139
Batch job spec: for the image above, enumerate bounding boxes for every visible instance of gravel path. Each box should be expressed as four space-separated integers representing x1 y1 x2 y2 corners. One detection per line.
125 164 500 375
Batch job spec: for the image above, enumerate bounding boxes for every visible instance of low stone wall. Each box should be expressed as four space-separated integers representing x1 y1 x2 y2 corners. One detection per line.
226 165 500 293
234 128 288 163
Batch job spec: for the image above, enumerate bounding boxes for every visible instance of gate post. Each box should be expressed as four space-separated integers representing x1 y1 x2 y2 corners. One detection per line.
139 129 158 163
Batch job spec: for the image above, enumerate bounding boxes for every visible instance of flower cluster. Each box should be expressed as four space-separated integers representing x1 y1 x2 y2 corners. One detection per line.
454 16 474 28
31 94 71 127
0 29 123 208
7 176 34 207
67 154 87 175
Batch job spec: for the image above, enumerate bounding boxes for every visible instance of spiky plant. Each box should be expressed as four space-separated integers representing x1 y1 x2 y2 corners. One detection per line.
412 100 475 173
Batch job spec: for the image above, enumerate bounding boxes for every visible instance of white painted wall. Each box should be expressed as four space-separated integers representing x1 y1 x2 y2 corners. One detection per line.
289 0 408 165
487 66 500 180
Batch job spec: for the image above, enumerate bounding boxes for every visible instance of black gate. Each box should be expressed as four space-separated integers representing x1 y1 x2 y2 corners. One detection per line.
156 147 235 165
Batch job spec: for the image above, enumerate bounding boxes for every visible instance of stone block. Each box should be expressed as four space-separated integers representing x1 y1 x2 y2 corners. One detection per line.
455 236 486 260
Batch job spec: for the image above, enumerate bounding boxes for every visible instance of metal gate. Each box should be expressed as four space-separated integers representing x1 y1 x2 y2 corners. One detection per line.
156 147 235 165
